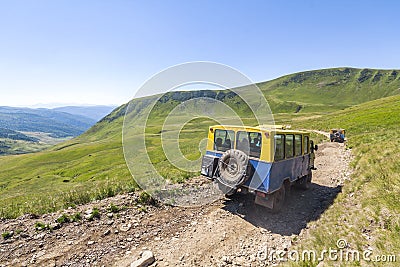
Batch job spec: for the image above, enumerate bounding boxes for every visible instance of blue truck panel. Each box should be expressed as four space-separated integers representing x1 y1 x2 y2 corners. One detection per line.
206 150 310 194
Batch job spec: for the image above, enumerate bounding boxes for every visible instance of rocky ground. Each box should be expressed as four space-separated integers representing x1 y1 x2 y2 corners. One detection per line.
0 141 352 267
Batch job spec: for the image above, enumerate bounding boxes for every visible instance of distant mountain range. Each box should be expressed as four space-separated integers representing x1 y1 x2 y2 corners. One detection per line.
0 127 39 142
0 105 116 137
0 106 95 138
53 105 117 121
0 105 117 155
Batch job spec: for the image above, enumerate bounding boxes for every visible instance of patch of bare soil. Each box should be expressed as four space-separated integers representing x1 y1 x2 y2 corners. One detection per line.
0 141 352 267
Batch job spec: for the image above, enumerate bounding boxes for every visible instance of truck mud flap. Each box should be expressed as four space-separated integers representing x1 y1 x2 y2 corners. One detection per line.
255 194 274 209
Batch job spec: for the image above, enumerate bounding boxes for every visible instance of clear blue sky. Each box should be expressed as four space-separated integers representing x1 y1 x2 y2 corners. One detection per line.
0 0 399 107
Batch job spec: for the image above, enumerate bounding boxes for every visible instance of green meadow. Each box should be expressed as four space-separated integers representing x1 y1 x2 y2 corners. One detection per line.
290 95 400 266
0 67 399 225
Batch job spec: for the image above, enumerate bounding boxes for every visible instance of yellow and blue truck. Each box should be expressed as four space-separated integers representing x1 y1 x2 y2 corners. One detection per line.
329 129 345 143
201 125 318 212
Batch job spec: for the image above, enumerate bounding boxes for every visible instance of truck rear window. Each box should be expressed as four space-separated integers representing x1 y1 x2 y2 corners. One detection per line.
214 129 234 152
236 131 262 158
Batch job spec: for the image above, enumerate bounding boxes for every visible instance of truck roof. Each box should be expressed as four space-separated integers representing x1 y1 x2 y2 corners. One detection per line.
210 125 310 135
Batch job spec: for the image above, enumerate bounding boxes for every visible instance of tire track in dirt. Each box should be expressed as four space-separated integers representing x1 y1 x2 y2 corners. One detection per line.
116 140 352 266
0 136 352 267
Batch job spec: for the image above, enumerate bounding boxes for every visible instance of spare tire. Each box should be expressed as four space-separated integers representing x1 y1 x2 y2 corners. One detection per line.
218 149 249 189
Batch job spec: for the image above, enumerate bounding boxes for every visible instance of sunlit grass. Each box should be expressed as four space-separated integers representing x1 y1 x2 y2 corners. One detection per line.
290 95 400 266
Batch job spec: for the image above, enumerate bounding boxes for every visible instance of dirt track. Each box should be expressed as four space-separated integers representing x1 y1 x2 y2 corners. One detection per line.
0 141 352 267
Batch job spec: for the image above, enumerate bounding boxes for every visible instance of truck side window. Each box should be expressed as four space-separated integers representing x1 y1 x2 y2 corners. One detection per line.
285 134 295 158
214 129 234 152
295 134 302 156
304 136 310 154
274 134 285 161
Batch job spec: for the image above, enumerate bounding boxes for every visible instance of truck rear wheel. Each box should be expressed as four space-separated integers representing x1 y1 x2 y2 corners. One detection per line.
296 172 312 190
271 185 286 213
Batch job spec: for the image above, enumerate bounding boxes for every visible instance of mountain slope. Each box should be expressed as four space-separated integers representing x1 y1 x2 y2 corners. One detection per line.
257 67 400 112
0 67 399 218
83 67 400 141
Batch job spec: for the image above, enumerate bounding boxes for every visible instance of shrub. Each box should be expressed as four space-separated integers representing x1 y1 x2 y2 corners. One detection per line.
56 213 70 224
138 206 147 213
71 212 82 222
35 222 46 230
108 203 120 213
2 231 13 239
138 191 155 205
88 208 100 221
35 222 52 231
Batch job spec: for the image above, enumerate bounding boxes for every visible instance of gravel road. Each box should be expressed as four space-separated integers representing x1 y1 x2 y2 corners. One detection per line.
0 141 352 267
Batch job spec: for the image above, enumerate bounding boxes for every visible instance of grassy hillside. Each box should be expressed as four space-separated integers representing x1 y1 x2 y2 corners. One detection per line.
290 95 400 266
0 67 399 219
